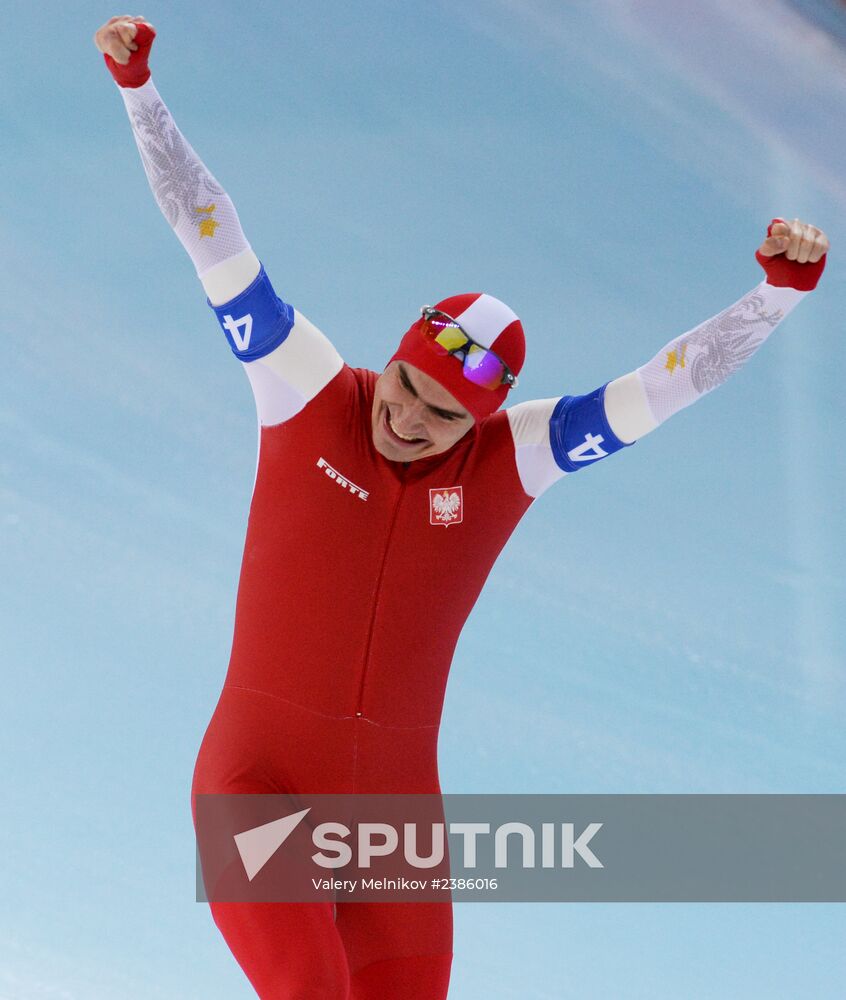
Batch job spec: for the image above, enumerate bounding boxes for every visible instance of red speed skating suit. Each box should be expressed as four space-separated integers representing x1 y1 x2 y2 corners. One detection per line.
191 293 543 998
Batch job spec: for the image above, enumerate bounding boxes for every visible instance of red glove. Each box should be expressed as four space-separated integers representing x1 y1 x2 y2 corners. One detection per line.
755 217 826 291
103 22 156 89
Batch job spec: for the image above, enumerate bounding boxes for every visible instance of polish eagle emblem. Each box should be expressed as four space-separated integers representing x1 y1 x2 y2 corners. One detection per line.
429 487 464 527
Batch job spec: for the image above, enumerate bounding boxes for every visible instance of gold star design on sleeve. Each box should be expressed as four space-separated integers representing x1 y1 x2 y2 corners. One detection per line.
665 341 687 374
195 204 219 238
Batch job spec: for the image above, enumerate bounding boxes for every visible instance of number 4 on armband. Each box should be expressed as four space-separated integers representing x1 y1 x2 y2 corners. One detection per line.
567 432 608 463
222 312 253 352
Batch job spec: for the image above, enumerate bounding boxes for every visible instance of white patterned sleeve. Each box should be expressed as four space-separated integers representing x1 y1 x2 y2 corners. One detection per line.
506 279 810 500
118 76 259 301
603 280 809 443
116 76 344 426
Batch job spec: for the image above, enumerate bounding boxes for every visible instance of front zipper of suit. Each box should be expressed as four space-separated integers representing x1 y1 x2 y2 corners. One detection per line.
354 473 408 717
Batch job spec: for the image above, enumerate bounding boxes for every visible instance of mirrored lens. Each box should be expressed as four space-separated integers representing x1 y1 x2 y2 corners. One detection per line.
463 346 506 390
423 316 468 353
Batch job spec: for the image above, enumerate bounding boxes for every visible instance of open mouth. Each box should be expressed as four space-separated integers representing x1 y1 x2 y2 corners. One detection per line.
383 407 427 447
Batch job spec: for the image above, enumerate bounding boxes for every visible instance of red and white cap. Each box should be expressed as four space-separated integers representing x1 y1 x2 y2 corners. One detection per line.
387 292 525 422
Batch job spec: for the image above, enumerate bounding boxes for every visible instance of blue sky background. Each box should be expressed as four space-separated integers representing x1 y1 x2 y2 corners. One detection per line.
1 0 845 996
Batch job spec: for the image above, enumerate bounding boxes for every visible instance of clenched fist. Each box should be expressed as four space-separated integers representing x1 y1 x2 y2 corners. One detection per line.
757 217 829 263
93 14 156 88
755 217 829 291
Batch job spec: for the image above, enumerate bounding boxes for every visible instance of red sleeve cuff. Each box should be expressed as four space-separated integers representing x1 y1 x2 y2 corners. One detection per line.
103 23 156 89
755 249 826 291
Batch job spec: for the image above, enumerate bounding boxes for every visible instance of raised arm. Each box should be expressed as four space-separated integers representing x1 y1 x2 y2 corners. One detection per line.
506 219 829 499
95 15 343 427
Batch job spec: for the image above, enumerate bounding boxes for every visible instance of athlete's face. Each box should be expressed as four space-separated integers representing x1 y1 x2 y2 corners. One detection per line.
371 362 475 462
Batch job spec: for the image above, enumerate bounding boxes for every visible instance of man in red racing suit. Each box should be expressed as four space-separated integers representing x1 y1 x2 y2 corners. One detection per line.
95 14 830 999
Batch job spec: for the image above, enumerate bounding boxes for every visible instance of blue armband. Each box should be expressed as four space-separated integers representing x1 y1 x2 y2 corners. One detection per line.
207 263 295 361
549 383 633 473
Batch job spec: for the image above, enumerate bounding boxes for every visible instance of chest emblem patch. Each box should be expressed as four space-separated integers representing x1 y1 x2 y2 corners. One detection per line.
429 486 464 527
